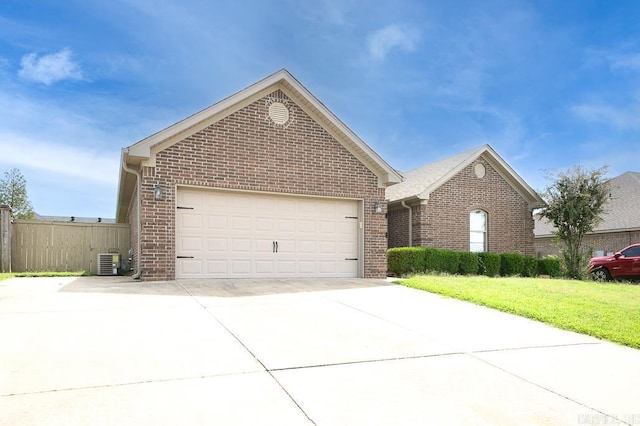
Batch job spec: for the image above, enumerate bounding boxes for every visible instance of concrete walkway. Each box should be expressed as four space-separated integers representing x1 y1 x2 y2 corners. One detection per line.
1 276 639 425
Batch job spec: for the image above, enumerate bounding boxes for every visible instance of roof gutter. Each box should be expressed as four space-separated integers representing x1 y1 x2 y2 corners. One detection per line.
121 149 142 280
401 201 412 247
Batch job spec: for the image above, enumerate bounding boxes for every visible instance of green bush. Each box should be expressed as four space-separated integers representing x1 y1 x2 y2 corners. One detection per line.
500 253 526 276
538 256 562 277
440 250 461 274
458 252 479 275
523 256 539 277
478 252 501 277
423 247 440 272
387 247 425 276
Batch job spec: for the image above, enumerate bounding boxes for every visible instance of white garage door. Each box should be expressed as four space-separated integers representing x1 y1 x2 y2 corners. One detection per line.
176 188 360 278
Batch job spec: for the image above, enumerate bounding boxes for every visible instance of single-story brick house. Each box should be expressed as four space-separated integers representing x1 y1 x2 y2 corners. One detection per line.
116 69 401 281
535 171 640 257
386 144 545 255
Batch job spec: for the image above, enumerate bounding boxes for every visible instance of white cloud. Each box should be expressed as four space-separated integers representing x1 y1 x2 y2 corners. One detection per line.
0 134 118 185
367 24 419 61
18 48 83 85
570 102 640 131
608 53 640 72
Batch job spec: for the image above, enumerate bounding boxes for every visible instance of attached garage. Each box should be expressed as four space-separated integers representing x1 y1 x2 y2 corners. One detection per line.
176 188 361 278
116 69 401 281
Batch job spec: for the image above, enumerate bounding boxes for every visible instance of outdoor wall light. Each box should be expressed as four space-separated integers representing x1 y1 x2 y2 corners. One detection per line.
153 184 163 200
374 201 383 214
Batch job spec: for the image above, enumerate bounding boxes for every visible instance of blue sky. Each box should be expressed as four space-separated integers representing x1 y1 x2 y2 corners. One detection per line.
1 0 639 218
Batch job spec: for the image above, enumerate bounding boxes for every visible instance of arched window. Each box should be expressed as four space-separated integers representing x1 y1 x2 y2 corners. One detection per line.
470 210 487 253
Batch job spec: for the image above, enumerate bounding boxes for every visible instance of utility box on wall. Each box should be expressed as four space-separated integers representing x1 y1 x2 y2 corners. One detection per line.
97 253 120 276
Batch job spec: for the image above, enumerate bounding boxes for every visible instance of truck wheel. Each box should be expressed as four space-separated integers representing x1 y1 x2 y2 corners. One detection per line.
591 268 611 282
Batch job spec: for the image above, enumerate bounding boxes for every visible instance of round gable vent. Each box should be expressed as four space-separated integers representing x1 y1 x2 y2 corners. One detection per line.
268 102 290 125
474 163 486 179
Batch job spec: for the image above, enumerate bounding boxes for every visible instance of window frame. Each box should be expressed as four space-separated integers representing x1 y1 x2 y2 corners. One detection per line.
469 209 487 253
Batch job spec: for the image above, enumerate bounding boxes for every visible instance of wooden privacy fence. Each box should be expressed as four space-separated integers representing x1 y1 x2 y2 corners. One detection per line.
10 220 130 273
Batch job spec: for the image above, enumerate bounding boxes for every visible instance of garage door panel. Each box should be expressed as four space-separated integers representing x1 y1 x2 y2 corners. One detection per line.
276 260 296 274
255 217 275 232
318 221 336 233
337 241 357 256
298 240 316 253
338 261 358 275
255 260 275 274
207 215 228 230
181 259 203 275
180 237 202 251
318 241 336 254
179 191 204 208
275 239 295 254
231 260 251 274
231 216 251 231
277 218 297 233
336 220 357 234
229 194 252 210
206 238 227 252
255 239 275 254
180 214 202 229
319 261 337 273
297 219 315 233
297 261 316 274
231 239 251 253
176 188 359 279
206 260 228 275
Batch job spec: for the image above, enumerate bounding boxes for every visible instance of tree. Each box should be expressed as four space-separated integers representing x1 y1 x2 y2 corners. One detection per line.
0 168 35 219
539 165 610 279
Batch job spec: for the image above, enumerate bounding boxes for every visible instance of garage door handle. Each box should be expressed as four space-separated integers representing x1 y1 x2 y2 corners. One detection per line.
273 241 279 253
345 258 358 261
177 256 194 259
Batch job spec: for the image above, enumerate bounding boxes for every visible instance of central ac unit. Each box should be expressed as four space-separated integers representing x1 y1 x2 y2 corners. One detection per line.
97 253 120 276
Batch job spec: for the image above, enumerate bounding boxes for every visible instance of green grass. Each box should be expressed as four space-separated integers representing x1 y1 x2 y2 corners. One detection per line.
400 274 640 349
0 271 90 281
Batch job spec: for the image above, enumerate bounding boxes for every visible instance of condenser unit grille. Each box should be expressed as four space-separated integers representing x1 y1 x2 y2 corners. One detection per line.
97 253 120 276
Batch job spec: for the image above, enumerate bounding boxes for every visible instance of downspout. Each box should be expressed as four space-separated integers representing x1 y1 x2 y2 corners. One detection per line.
401 201 412 247
121 151 142 280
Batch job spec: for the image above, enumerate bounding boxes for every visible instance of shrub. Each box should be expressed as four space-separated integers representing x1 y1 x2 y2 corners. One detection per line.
538 256 562 277
478 252 501 277
423 247 440 272
440 250 461 274
387 247 425 276
522 256 539 277
458 252 479 275
500 253 526 276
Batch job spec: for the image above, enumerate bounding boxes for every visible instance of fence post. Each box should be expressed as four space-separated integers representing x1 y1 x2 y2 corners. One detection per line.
0 205 11 273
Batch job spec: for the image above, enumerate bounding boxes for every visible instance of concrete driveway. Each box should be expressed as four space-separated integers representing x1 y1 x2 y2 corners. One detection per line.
1 276 639 425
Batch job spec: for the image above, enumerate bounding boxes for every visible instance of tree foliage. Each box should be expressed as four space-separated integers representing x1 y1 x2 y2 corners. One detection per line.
0 168 35 219
539 166 609 279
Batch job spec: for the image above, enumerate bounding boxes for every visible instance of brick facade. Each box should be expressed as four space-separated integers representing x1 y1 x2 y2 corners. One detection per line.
388 159 536 255
132 90 387 281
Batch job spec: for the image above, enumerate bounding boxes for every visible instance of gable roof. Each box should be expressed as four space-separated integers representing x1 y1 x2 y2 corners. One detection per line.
386 144 545 209
116 69 402 221
535 171 640 237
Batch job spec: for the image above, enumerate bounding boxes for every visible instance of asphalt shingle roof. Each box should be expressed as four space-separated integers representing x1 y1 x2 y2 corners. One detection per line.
386 145 488 202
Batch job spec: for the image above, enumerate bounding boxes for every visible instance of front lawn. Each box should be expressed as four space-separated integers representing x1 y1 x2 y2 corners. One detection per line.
400 274 640 349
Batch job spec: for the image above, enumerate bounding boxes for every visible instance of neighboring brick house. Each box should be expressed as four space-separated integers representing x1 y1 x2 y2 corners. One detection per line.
386 145 545 255
535 171 640 257
116 69 401 281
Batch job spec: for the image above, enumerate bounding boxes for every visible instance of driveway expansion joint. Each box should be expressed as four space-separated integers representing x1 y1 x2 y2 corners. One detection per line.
173 281 317 425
